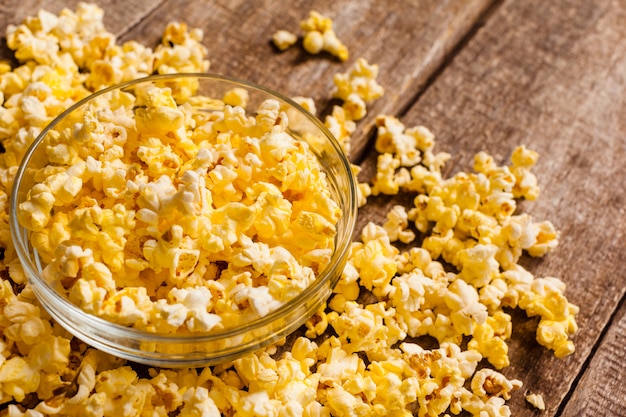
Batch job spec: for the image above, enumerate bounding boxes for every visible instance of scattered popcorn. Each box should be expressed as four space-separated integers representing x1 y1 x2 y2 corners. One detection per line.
324 104 356 154
271 30 298 51
0 3 578 416
519 277 579 357
333 57 384 103
300 11 349 61
511 145 540 200
471 368 522 401
525 392 546 410
383 205 416 244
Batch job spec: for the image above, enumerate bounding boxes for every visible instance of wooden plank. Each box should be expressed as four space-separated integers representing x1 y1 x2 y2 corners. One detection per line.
356 0 626 415
1 0 498 160
560 297 626 416
117 0 497 160
2 0 624 414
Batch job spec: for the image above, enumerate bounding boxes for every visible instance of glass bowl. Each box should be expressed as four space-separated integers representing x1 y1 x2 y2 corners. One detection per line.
10 73 356 368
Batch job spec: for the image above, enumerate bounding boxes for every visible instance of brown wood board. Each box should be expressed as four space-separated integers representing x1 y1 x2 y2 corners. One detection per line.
1 0 625 414
387 0 626 414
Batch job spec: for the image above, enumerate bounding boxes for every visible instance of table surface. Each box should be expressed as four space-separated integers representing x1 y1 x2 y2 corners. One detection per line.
1 1 625 416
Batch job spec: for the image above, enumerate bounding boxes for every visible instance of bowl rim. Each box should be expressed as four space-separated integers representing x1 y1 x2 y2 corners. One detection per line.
9 72 357 345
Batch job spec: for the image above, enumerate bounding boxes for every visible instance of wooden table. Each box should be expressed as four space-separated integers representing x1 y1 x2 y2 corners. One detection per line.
1 0 625 415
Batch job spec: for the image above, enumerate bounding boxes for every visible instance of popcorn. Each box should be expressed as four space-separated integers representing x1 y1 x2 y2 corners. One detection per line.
329 301 405 357
16 184 55 232
223 87 249 108
525 392 546 410
16 62 340 336
467 311 512 369
371 116 447 198
371 152 401 195
300 11 349 61
519 277 579 357
324 105 356 154
375 115 424 166
470 368 522 401
341 93 367 121
456 243 500 288
334 103 574 415
333 58 384 103
0 4 578 416
350 164 372 208
317 341 365 388
180 387 221 416
348 223 398 296
444 279 488 336
511 145 540 200
272 30 298 51
383 205 416 244
153 22 209 75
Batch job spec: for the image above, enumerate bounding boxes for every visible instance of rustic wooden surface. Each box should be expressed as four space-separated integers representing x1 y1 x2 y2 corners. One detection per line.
2 0 626 415
396 0 626 414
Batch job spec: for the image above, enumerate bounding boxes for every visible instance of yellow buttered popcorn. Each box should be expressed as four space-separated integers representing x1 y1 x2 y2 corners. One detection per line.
223 87 249 108
519 277 579 357
333 57 384 103
273 10 349 61
300 11 349 61
271 30 298 51
348 223 398 296
383 204 416 244
0 3 580 416
526 392 546 410
17 84 341 334
470 368 522 401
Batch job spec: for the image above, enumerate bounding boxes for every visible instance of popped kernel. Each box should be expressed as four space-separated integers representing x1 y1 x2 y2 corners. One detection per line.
348 223 398 296
324 58 384 157
511 145 540 200
300 11 349 61
383 205 416 244
519 277 579 357
19 87 341 333
470 368 522 401
525 392 546 410
324 104 356 154
467 311 512 369
333 58 384 103
272 29 298 51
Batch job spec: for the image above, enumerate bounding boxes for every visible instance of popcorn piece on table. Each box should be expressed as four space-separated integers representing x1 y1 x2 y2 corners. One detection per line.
272 29 298 51
526 392 546 410
333 58 384 104
300 11 349 61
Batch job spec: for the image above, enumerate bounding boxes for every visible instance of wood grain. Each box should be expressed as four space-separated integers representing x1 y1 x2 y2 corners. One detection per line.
560 297 626 416
1 0 626 415
376 0 626 415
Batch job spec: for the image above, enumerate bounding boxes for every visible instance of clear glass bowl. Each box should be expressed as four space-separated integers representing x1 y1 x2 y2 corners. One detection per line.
10 73 356 368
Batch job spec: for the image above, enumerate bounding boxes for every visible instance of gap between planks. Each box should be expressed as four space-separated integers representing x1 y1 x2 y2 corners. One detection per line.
555 289 626 416
115 0 170 41
352 0 505 166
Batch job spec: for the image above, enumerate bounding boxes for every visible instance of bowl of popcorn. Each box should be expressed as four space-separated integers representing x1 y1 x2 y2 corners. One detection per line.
10 73 357 367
